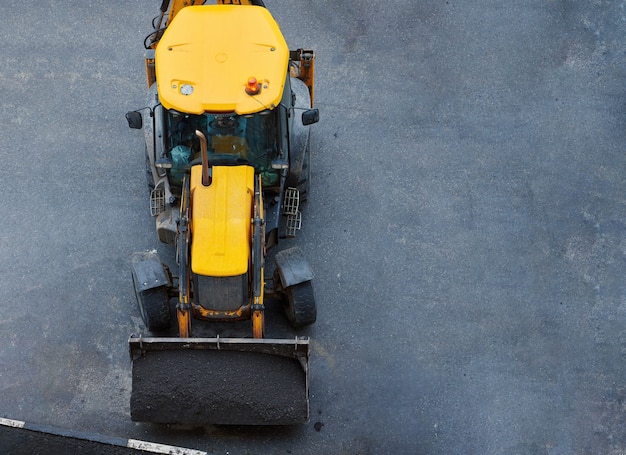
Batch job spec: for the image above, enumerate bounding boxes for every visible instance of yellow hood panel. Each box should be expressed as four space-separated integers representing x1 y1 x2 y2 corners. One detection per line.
155 5 289 114
190 165 254 276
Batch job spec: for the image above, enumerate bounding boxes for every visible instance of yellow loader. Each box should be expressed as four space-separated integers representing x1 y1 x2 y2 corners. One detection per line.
125 0 319 425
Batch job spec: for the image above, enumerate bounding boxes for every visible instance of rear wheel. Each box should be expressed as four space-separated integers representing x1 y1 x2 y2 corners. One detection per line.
283 281 316 328
145 146 155 192
297 147 311 203
132 273 171 332
286 136 311 203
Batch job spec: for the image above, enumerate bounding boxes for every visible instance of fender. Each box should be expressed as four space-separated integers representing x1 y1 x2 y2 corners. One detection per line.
130 251 171 292
274 247 314 288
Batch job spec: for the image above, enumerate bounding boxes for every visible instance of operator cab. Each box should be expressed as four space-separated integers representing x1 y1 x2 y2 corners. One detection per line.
165 108 282 187
152 5 293 189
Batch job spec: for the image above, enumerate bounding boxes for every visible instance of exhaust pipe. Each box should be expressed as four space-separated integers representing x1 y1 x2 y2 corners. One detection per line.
196 130 211 186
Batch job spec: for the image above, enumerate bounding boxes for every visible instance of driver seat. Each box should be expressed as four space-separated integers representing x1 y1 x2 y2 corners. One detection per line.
212 136 248 158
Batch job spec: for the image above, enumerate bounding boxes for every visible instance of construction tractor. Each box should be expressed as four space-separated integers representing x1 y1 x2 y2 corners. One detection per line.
125 0 319 425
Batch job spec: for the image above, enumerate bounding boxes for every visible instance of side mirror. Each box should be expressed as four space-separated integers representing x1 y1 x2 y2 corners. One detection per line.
271 158 289 170
125 111 143 129
301 108 319 126
155 158 173 169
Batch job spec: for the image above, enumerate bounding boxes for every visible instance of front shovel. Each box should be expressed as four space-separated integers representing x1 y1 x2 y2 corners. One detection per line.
128 336 310 425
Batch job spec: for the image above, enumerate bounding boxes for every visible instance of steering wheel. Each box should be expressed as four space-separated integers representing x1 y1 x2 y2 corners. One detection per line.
209 118 240 130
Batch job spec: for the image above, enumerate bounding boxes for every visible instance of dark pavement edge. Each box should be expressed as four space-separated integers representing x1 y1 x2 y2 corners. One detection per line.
0 417 212 455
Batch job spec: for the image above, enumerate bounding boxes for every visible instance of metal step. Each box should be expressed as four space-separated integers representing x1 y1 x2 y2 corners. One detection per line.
283 187 302 237
150 187 165 216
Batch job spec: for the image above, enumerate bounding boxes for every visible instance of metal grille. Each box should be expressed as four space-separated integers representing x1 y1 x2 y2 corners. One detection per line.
150 187 165 216
283 187 300 215
283 187 302 237
285 211 302 238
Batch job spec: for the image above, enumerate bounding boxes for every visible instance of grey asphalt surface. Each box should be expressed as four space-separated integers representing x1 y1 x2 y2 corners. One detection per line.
0 1 625 454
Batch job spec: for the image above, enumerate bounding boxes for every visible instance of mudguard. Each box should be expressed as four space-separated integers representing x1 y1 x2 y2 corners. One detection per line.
130 251 171 293
274 247 314 288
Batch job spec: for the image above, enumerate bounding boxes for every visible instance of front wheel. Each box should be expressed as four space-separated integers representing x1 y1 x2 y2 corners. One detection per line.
132 273 171 332
283 281 316 329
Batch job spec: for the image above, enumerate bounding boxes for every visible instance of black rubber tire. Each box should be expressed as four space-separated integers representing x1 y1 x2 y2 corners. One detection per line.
286 136 311 203
145 146 155 192
283 281 316 328
297 147 311 203
132 273 171 332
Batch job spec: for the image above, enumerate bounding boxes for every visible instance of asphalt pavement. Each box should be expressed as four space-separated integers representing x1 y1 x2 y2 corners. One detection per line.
0 1 625 454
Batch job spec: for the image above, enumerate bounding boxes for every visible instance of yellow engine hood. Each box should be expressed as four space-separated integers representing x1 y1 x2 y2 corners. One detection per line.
190 165 254 276
155 5 289 114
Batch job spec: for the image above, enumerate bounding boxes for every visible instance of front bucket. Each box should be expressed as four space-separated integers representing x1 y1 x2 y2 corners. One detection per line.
128 336 310 425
